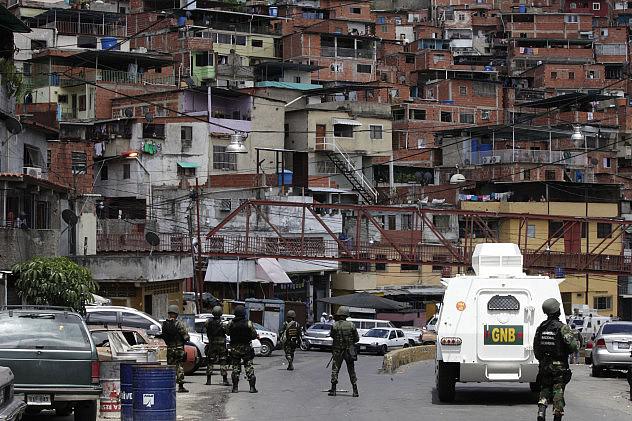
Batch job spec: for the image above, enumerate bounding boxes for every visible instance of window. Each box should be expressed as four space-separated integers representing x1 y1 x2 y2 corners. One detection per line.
459 86 467 96
586 70 598 79
333 124 354 138
432 265 443 272
369 125 383 139
564 15 579 23
177 165 196 177
569 2 576 7
71 152 87 174
401 263 419 271
396 330 404 338
195 52 213 67
121 312 153 330
351 7 361 13
405 55 415 64
545 170 556 180
46 149 51 170
522 169 530 180
433 215 451 232
597 223 612 238
603 157 611 168
569 71 575 80
58 95 68 103
388 215 396 230
30 39 47 50
78 95 86 111
409 109 426 120
100 164 108 181
458 13 465 21
24 145 42 167
85 311 118 326
77 35 97 48
181 126 193 149
401 214 412 230
123 163 130 179
600 28 608 37
376 262 386 271
143 124 165 139
252 39 263 48
592 2 600 10
213 145 237 170
234 35 246 46
357 64 372 73
389 331 396 340
393 109 405 120
527 224 536 238
217 33 232 44
377 16 385 24
549 221 564 238
440 111 452 122
593 296 612 310
551 72 558 80
459 113 474 124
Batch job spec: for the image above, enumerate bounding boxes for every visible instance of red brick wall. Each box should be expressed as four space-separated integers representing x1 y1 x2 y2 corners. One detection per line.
47 141 95 194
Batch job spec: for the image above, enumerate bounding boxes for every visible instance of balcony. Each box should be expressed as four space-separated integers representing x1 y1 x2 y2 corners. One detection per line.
470 149 588 166
41 21 126 37
216 65 255 79
97 70 177 86
192 20 280 36
96 233 192 253
321 47 374 59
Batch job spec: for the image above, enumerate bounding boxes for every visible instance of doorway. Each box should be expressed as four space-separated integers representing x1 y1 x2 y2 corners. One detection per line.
315 124 326 150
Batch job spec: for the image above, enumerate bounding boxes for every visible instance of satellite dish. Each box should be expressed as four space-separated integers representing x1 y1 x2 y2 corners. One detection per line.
145 112 154 122
145 231 160 247
124 108 134 118
62 209 78 226
6 118 22 135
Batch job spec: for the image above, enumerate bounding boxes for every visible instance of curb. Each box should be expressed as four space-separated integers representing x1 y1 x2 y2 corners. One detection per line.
381 345 436 373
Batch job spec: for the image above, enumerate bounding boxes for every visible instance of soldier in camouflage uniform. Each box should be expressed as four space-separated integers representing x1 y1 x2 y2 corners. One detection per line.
328 306 360 397
280 310 302 371
161 304 190 393
226 305 259 393
533 298 578 421
205 305 230 386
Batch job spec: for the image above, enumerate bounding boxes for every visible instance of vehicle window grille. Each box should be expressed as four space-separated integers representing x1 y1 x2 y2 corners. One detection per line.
487 295 520 311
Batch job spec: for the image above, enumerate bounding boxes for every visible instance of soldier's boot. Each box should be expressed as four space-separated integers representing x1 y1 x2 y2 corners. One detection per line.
231 374 239 393
249 376 258 393
352 383 359 397
205 374 212 385
288 359 294 371
222 374 230 386
537 404 547 421
177 383 189 393
327 382 337 397
553 414 562 421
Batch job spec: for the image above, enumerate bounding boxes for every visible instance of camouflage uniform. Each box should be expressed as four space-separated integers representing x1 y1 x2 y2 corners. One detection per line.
205 318 229 379
161 318 190 387
280 319 302 369
330 318 359 389
226 312 258 393
534 315 578 418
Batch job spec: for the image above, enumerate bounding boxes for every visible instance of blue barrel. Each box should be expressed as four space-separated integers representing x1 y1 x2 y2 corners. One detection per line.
177 16 186 27
132 365 176 421
555 266 565 278
101 37 118 50
277 170 293 186
518 4 527 13
120 363 134 421
484 65 493 72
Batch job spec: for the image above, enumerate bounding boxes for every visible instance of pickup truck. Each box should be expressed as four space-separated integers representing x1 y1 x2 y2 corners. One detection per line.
0 306 101 420
0 367 26 421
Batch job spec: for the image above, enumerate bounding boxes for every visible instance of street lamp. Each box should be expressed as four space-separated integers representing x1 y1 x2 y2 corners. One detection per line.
120 151 153 220
571 125 584 143
226 133 248 154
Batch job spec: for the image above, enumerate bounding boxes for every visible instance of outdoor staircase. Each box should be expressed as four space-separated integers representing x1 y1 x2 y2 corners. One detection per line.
323 139 378 204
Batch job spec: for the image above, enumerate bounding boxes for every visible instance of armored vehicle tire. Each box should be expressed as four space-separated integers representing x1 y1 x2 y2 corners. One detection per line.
529 382 539 393
75 400 97 421
436 362 457 403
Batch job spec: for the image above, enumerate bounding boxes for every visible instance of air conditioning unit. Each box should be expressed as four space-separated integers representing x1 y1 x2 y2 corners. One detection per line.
24 166 42 178
490 155 502 164
482 156 493 164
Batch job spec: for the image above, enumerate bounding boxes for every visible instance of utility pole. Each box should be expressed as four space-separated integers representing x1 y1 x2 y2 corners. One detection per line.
195 177 204 313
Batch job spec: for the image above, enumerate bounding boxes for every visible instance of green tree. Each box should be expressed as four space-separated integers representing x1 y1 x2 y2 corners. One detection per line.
12 257 98 313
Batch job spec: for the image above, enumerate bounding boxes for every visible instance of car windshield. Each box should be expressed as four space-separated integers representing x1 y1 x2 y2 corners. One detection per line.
601 324 632 335
309 324 332 331
364 329 389 338
0 312 91 350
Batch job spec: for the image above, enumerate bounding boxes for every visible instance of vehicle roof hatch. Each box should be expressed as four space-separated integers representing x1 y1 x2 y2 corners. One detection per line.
472 243 523 277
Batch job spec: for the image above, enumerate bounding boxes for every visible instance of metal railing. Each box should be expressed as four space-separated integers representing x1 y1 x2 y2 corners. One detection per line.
321 47 374 59
96 233 192 253
97 70 177 86
472 149 588 166
320 137 378 203
41 21 126 37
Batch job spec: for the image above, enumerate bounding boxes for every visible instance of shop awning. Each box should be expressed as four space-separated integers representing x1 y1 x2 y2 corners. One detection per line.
332 118 362 126
177 162 200 169
256 258 292 284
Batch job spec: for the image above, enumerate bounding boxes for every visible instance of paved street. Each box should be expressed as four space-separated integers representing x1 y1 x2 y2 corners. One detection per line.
19 350 632 421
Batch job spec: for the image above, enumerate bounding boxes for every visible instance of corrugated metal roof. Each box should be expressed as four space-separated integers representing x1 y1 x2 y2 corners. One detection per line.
255 81 323 91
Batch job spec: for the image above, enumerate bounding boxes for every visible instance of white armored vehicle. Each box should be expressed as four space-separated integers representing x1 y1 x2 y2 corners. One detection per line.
435 243 565 402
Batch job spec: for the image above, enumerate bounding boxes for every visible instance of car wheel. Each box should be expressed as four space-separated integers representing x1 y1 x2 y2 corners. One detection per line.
591 364 602 378
436 362 457 403
408 339 416 347
259 339 273 357
74 401 97 421
379 345 388 356
403 343 410 348
55 403 73 417
300 340 310 351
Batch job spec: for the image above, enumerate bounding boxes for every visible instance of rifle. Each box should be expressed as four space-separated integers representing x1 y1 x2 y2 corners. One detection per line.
326 354 334 368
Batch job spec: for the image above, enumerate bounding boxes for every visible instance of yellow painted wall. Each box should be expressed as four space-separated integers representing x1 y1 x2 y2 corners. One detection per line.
213 34 277 59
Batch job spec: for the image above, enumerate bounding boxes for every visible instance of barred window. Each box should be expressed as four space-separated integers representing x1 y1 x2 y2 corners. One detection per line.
213 145 236 171
71 152 87 174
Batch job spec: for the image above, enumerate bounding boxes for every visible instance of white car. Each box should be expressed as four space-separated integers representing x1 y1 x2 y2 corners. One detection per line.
356 327 409 355
400 326 424 345
195 315 268 356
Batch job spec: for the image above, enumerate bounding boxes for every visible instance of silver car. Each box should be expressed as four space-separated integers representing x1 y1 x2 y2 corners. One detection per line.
303 323 333 350
591 321 632 377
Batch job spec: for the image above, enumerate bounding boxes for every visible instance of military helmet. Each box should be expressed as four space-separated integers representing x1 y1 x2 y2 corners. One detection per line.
233 305 246 317
167 304 180 315
336 306 350 317
542 298 561 315
287 310 296 319
211 305 223 318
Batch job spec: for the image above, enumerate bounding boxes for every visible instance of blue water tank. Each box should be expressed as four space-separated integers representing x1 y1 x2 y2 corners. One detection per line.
177 16 186 27
101 37 119 50
269 7 278 17
518 4 527 13
132 365 176 421
555 266 565 278
120 363 134 421
277 170 293 186
484 65 493 71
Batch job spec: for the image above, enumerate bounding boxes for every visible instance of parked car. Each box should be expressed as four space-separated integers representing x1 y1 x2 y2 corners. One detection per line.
0 367 26 421
303 323 333 350
421 328 437 345
425 314 438 332
88 326 200 376
0 306 101 420
194 316 265 356
85 306 206 371
356 327 409 355
348 318 395 337
591 321 632 377
400 326 424 346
